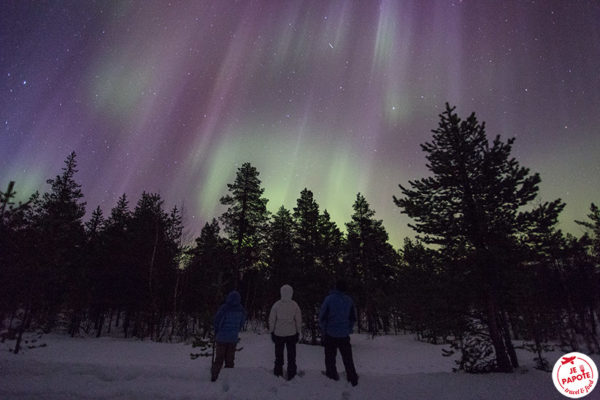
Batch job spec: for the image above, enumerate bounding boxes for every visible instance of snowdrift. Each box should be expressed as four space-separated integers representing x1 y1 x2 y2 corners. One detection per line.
1 332 596 399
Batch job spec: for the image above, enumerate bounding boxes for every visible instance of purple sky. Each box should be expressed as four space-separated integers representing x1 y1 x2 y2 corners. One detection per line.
2 0 599 246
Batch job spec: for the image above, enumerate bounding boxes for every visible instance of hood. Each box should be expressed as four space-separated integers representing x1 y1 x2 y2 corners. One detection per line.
280 284 293 301
226 291 241 306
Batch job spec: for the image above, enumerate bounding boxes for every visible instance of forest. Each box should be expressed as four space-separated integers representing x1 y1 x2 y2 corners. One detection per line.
1 104 598 373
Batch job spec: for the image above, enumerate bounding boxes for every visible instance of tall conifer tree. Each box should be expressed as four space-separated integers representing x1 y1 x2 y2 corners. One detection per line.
293 189 328 342
268 206 297 291
184 219 234 328
219 163 269 287
37 152 87 330
318 210 344 277
103 194 133 326
576 203 600 259
345 193 396 335
394 104 564 371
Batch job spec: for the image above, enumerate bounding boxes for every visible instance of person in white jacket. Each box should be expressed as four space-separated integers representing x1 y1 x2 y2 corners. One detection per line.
268 284 302 380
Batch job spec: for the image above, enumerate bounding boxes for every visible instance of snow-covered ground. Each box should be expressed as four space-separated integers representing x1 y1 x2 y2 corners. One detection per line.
1 332 597 399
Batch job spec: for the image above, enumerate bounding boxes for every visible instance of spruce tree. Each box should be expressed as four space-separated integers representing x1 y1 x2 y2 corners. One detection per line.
84 206 109 336
293 189 320 271
0 182 30 299
394 104 563 372
219 163 269 287
37 152 87 331
128 192 179 339
318 210 344 277
108 194 131 229
345 193 396 335
0 181 22 216
0 182 36 346
85 207 105 237
103 194 133 332
292 188 329 342
167 206 184 245
268 206 297 291
184 219 234 331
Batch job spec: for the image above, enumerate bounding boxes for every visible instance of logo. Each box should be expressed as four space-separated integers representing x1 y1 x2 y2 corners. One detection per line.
552 352 597 398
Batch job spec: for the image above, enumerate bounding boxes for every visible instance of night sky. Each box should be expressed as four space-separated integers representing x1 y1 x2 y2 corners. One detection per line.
2 0 599 247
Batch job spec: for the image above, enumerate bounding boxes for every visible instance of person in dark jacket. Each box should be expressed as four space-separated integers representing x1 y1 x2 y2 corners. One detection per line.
318 280 358 386
211 290 246 382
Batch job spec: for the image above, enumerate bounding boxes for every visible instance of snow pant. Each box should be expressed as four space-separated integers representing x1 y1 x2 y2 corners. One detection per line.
273 334 297 379
323 335 358 383
211 342 236 380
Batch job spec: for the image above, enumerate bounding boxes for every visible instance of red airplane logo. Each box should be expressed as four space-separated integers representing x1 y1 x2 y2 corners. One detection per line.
561 356 576 365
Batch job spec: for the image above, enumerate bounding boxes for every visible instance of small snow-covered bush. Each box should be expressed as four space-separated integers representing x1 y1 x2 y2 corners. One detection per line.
446 318 496 373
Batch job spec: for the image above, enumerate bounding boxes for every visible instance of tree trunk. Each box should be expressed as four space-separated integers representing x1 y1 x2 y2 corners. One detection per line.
169 273 180 342
107 309 113 334
14 305 32 354
123 312 130 338
69 310 81 337
500 311 519 368
8 310 16 339
487 293 513 372
234 194 248 290
96 312 105 338
588 310 600 353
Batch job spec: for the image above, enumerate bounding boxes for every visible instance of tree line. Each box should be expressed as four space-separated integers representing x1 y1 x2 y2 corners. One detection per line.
1 104 598 373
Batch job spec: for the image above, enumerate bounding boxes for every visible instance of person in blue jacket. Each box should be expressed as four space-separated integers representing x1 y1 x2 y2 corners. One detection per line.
318 280 358 386
211 290 246 382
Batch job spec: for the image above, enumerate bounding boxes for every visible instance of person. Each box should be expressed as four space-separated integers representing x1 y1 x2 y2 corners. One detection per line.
211 290 246 382
268 284 302 380
318 280 358 386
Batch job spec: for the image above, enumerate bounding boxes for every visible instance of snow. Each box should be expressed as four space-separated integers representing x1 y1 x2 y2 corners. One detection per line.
1 332 598 399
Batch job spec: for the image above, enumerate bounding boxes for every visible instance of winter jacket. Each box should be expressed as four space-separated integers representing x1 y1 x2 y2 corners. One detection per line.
269 285 302 337
318 289 356 338
214 291 246 343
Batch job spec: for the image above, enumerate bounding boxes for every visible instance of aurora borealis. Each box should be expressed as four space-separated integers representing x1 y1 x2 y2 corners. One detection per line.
1 1 599 246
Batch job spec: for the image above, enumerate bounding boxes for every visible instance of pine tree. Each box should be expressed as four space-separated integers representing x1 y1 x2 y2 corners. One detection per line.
128 192 179 339
576 203 600 259
36 152 87 332
517 200 566 260
318 210 344 277
573 203 600 351
268 206 297 291
0 181 28 216
512 200 566 362
394 104 563 372
293 189 320 271
102 194 133 334
108 194 131 229
292 189 330 342
84 206 109 336
166 205 184 339
0 182 36 346
167 206 184 245
0 182 32 296
186 219 235 313
219 163 269 287
396 238 468 342
345 193 396 336
85 207 105 237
